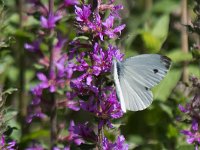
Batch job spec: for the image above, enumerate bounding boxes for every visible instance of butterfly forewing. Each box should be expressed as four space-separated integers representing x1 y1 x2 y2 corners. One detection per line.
116 54 171 111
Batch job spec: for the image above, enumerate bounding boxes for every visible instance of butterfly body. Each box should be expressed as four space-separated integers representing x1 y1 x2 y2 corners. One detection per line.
113 54 171 112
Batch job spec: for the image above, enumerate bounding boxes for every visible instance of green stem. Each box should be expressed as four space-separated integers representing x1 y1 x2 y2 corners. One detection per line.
181 0 189 82
16 0 28 138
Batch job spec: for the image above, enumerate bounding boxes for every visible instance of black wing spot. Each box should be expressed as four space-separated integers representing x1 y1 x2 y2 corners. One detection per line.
161 56 171 69
145 87 149 91
153 69 158 74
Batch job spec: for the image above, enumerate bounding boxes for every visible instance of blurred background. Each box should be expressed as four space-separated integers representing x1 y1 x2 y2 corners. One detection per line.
0 0 199 149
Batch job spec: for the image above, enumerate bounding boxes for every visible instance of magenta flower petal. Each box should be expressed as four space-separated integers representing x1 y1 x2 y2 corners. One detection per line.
37 73 47 81
64 0 78 6
178 104 188 113
113 24 126 33
103 16 114 28
75 5 91 22
192 119 198 131
187 137 195 144
50 85 56 92
86 75 92 85
40 13 62 29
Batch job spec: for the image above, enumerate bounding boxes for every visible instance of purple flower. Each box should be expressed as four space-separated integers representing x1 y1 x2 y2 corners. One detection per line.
73 42 123 78
80 88 123 128
25 143 44 150
66 121 97 145
97 89 123 128
111 5 124 18
73 52 89 71
103 137 115 150
98 90 123 119
181 119 200 145
103 135 128 150
102 15 126 39
0 135 16 150
79 13 125 40
178 104 189 113
53 147 70 150
181 129 200 144
37 71 63 93
75 4 125 40
64 0 78 7
91 43 124 74
114 135 129 150
31 85 43 97
89 14 104 40
75 5 91 22
178 76 200 149
57 92 80 111
70 76 99 95
54 36 67 52
192 119 198 131
24 39 43 56
41 13 62 29
26 105 47 123
65 62 74 79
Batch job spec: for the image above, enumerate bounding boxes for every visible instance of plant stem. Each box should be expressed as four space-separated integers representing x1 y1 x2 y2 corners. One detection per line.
49 39 57 149
48 0 57 149
145 0 152 11
17 0 28 137
49 0 54 15
98 122 104 150
97 77 104 150
181 0 189 82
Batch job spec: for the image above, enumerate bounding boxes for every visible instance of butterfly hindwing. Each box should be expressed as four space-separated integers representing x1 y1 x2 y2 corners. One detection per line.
116 54 171 111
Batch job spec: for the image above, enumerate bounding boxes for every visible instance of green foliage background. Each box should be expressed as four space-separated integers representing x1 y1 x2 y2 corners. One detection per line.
0 0 199 149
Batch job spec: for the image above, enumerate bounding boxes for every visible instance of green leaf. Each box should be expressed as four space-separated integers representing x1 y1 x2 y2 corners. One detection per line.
33 63 44 69
166 50 193 63
159 103 173 118
73 36 89 41
188 65 200 77
167 124 178 138
21 129 50 142
152 15 169 44
153 68 182 101
141 15 170 52
153 0 179 13
15 29 33 39
141 31 161 52
2 88 17 95
191 49 200 60
176 145 194 150
7 66 19 81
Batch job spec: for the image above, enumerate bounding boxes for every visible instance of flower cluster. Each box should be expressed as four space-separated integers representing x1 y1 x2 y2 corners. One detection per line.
25 0 79 148
75 3 125 41
25 0 128 149
103 135 129 150
178 76 200 149
64 0 128 149
26 35 78 123
178 1 200 148
0 135 16 150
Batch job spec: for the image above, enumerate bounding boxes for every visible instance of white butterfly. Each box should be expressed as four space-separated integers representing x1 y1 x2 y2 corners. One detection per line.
113 54 171 112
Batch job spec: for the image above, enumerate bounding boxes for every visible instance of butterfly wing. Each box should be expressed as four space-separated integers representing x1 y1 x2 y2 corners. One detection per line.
116 54 171 111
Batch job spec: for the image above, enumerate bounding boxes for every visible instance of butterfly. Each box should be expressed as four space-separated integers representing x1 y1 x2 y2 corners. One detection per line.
113 54 171 112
